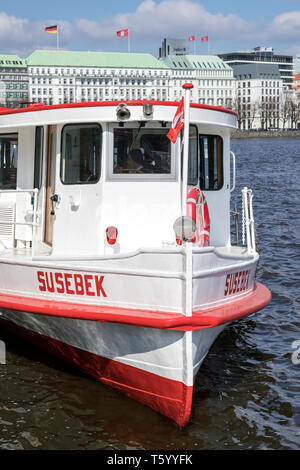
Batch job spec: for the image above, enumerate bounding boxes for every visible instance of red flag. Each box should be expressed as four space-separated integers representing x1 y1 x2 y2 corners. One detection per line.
117 29 129 37
167 98 184 144
188 35 195 41
201 36 208 42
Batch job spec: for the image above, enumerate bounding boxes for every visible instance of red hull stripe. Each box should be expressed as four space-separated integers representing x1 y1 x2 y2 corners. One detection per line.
0 99 237 117
0 282 271 330
0 318 193 427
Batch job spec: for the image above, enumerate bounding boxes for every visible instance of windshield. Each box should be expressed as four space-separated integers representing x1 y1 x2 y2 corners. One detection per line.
113 127 171 175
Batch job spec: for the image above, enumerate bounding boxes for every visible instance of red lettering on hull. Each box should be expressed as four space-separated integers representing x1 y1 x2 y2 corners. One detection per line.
37 271 107 297
224 269 251 296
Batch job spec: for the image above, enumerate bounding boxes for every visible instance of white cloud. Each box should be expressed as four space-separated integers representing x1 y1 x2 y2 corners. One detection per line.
269 11 300 40
0 2 300 57
75 0 256 43
0 12 72 56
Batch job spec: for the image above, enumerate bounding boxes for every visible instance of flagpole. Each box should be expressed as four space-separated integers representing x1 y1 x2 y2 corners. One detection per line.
181 83 193 216
57 25 59 50
128 31 130 53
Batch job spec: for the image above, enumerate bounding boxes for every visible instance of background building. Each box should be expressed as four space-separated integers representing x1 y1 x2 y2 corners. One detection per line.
294 54 300 73
218 47 293 91
26 50 172 105
0 54 28 108
26 49 235 109
161 54 234 107
231 63 283 130
159 38 189 59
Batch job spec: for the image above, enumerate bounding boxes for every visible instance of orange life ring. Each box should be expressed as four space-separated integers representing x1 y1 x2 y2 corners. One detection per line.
186 187 210 246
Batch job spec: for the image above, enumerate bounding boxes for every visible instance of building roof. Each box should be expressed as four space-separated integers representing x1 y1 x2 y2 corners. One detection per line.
26 50 168 69
231 63 281 80
161 54 232 70
0 54 27 68
218 50 293 63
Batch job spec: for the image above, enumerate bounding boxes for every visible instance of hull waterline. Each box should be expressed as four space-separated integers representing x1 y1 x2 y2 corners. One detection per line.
0 282 271 426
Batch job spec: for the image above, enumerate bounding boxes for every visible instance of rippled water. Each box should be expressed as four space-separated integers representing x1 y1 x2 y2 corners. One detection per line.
0 137 299 450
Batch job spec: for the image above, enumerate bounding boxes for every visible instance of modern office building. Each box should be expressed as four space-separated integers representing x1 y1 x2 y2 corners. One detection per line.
159 38 189 59
294 54 300 73
161 54 234 107
231 63 283 129
26 50 172 105
0 54 29 108
218 47 293 91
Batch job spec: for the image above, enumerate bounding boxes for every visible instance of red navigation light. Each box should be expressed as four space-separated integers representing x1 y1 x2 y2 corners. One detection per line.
106 226 118 245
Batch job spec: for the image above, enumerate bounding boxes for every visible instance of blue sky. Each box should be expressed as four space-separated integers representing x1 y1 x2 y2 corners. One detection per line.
1 0 300 57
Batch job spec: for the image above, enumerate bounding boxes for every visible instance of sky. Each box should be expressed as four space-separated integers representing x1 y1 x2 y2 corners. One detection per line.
1 0 300 58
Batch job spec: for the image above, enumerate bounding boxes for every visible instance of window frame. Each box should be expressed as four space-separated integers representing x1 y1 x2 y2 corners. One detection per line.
199 133 224 191
107 122 178 182
188 125 224 191
34 126 44 189
0 132 18 190
60 122 102 185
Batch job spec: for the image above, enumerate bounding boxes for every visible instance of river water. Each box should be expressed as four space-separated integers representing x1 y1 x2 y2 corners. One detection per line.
0 137 299 451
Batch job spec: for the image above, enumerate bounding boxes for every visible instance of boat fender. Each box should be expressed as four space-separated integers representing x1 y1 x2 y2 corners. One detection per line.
186 187 210 246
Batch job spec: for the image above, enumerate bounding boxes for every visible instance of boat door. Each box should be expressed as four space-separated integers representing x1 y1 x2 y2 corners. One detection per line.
44 125 56 245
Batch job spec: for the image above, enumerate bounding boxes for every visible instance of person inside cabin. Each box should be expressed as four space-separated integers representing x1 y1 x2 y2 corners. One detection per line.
115 148 152 174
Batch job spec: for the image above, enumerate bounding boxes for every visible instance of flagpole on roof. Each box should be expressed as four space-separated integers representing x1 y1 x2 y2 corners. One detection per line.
128 30 130 53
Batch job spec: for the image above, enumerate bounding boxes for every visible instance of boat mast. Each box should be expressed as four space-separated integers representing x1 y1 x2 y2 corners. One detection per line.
181 83 193 216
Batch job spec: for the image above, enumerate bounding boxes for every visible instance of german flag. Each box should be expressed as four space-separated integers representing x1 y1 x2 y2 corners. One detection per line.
45 25 58 34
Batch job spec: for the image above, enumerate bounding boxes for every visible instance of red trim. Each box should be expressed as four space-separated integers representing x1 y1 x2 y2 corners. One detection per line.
0 100 237 117
0 318 193 427
0 282 271 330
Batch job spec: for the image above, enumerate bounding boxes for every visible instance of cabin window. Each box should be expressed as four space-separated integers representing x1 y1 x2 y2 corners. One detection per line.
188 125 198 186
61 123 102 184
34 126 44 189
112 127 173 178
199 135 223 190
0 134 18 189
188 128 223 190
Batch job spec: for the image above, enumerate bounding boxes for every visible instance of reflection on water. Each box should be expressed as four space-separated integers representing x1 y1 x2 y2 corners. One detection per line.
0 138 300 450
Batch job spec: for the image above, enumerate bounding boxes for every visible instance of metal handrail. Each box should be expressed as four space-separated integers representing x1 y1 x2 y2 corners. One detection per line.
0 188 39 256
230 151 236 192
242 186 256 254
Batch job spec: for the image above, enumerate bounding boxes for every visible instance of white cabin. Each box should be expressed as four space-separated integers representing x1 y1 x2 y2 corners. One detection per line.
0 101 237 257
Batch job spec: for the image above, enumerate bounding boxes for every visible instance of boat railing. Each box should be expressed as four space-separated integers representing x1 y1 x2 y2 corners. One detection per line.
0 188 39 256
231 187 257 254
241 186 256 254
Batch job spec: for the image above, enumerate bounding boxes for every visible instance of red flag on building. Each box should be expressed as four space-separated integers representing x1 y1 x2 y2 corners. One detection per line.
201 36 208 42
188 35 195 41
167 97 184 144
117 29 129 37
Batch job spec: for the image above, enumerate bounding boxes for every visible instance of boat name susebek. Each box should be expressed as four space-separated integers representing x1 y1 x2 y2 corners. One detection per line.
37 271 107 297
224 269 250 296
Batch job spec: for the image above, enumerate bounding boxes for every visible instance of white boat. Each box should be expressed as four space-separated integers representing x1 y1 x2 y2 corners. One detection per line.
0 86 271 427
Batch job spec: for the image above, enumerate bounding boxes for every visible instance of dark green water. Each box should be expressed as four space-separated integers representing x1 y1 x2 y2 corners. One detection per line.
0 138 299 450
